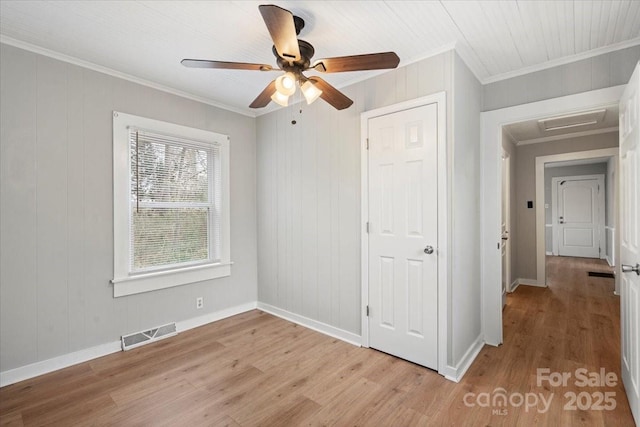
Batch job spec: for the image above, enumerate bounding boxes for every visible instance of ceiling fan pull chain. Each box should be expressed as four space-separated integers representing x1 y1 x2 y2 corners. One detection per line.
291 87 303 125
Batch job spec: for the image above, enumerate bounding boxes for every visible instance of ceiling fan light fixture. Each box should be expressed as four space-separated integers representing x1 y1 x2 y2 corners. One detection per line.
183 5 399 110
275 72 296 96
301 80 322 104
271 90 289 107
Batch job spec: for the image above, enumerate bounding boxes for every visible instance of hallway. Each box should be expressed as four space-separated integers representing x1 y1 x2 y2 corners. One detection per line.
477 255 634 425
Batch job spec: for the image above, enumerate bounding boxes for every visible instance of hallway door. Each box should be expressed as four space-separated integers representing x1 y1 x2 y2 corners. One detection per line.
620 62 640 425
555 175 604 258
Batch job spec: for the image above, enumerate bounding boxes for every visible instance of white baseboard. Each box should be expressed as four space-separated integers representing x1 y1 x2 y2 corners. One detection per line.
509 279 519 292
256 302 362 347
545 251 553 256
0 301 257 388
606 256 614 267
516 278 547 288
176 301 257 332
443 335 484 383
0 340 121 388
439 364 457 380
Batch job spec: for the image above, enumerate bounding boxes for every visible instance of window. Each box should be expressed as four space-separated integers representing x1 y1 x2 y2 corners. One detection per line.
112 112 230 297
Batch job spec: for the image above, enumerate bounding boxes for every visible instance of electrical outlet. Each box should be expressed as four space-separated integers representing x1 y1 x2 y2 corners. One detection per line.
196 297 204 309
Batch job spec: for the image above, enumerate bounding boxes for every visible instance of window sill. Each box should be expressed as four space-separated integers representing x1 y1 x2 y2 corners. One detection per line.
112 261 233 297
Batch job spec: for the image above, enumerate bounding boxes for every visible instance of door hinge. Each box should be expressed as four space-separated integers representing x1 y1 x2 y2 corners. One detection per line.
366 222 370 233
366 138 369 150
366 305 369 316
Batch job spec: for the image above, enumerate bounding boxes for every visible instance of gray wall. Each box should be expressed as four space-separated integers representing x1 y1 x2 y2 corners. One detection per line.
513 133 619 280
0 43 258 372
543 162 608 253
256 51 453 336
256 50 484 369
451 52 482 364
483 45 640 111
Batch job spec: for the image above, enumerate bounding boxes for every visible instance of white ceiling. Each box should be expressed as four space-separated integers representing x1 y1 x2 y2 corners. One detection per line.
1 1 639 116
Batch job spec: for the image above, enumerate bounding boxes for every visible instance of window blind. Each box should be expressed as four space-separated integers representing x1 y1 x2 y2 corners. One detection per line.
129 129 221 273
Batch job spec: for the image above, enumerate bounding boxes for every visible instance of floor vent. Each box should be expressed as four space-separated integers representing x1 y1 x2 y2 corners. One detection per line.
588 271 615 279
121 322 177 351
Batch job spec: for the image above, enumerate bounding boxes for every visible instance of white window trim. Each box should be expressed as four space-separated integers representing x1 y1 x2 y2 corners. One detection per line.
112 111 231 297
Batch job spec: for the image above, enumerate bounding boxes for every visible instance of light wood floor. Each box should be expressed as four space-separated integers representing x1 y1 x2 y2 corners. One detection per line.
0 256 635 426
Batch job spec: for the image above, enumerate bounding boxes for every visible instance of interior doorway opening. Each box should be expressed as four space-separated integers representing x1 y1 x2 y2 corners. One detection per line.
534 148 620 294
501 104 620 290
481 85 626 347
481 82 639 424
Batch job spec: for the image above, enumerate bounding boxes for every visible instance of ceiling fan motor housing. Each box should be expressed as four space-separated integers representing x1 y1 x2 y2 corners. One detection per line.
274 39 315 72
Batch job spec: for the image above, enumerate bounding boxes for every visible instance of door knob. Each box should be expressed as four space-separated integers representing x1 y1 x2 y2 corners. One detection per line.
621 263 640 276
424 246 434 255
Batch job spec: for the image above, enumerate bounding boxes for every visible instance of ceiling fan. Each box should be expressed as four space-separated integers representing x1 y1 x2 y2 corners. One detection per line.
181 4 400 110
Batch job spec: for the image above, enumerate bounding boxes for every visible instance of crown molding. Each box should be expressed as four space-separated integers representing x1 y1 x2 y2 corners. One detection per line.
482 37 640 85
0 35 256 118
0 35 457 119
3 32 638 116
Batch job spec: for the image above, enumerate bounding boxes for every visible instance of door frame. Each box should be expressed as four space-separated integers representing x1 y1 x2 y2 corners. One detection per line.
481 85 625 346
501 150 511 301
535 150 618 291
360 92 450 377
551 174 606 257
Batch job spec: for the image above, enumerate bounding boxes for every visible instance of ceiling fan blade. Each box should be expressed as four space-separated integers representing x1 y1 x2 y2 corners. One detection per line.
181 59 273 71
249 80 277 108
308 77 353 110
312 52 400 73
259 4 301 62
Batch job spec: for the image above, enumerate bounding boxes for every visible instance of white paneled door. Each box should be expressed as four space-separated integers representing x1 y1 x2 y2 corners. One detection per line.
367 103 438 370
555 175 604 258
620 62 640 425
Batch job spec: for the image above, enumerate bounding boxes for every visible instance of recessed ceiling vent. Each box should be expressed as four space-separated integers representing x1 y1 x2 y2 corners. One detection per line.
121 322 177 351
538 109 606 132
